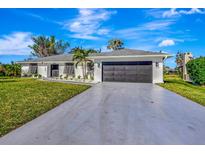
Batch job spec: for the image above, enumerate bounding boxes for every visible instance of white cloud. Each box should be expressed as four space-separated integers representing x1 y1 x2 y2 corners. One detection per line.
163 9 179 18
27 13 45 20
97 28 110 35
158 39 175 47
163 8 205 18
179 8 205 15
115 20 174 40
143 20 174 30
99 45 109 52
145 9 165 18
70 34 99 40
63 8 116 40
0 32 33 55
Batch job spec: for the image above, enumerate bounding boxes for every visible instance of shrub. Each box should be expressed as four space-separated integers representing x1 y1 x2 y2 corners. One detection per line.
77 75 81 79
90 76 94 80
37 74 42 78
84 74 88 79
186 57 205 85
64 75 68 80
34 74 38 78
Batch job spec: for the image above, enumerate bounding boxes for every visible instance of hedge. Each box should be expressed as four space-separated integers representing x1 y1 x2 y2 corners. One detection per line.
186 57 205 85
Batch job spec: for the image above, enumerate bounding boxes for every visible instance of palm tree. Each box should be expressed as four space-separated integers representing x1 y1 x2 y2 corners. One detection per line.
107 39 124 50
175 51 184 77
72 47 97 80
28 35 70 57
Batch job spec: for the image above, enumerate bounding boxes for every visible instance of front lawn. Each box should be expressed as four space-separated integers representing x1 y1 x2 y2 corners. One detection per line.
159 75 205 106
0 78 90 136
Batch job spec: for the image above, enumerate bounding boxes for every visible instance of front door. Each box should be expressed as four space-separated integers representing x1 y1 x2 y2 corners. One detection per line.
51 64 59 77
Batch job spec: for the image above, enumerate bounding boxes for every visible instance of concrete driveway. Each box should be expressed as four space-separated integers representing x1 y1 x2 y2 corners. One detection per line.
0 82 205 145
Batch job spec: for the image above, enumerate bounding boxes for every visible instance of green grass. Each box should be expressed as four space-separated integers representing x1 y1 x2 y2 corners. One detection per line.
159 75 205 106
0 78 90 136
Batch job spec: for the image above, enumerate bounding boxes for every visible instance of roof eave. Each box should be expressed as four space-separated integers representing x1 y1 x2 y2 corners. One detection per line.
88 54 172 59
16 60 74 64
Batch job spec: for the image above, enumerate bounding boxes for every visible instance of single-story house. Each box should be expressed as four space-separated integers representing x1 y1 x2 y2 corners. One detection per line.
17 49 171 83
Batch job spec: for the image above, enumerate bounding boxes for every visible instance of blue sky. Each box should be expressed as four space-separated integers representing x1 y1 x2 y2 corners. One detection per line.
0 8 205 68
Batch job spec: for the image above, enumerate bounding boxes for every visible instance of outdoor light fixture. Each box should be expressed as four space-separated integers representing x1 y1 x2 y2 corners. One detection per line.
96 62 100 68
156 62 159 67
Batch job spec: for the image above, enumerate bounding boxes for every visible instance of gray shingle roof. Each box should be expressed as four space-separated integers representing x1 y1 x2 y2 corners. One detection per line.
17 49 170 63
19 54 74 63
90 48 169 57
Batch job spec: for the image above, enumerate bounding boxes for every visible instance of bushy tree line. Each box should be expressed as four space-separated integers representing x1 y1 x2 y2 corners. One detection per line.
186 57 205 85
0 62 21 77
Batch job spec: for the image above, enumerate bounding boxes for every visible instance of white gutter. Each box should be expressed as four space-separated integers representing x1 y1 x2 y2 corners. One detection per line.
88 54 172 59
16 61 74 64
16 54 173 64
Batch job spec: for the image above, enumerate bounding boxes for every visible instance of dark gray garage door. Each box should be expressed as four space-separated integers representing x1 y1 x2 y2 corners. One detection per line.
102 61 152 83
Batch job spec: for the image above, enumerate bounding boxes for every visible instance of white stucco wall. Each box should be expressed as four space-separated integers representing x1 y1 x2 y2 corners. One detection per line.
47 64 51 77
20 56 164 83
38 64 48 77
74 65 83 78
74 64 90 79
92 56 164 83
59 64 64 77
21 65 29 76
38 63 76 78
152 61 163 83
94 62 102 82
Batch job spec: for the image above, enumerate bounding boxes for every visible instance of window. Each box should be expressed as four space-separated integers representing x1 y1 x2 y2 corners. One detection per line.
29 63 38 74
87 62 94 71
64 63 74 75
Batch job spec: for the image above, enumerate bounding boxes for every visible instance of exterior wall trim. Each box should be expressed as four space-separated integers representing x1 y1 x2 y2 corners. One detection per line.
17 61 74 64
89 54 171 59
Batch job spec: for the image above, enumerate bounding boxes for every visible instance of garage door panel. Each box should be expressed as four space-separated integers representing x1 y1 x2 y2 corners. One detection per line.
103 71 113 75
103 66 114 71
114 66 125 71
113 69 125 75
125 75 137 82
103 75 114 81
125 71 138 75
136 74 150 82
102 61 152 83
113 76 126 81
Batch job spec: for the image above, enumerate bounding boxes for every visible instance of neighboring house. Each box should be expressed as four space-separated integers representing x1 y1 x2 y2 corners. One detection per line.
17 49 171 83
164 66 177 75
182 52 193 81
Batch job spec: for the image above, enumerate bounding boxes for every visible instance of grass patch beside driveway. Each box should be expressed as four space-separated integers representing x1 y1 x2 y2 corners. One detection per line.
159 75 205 106
0 78 90 137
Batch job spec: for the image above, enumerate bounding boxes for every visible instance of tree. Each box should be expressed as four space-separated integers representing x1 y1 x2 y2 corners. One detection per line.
4 62 21 77
175 51 184 77
86 48 101 53
107 39 124 50
28 35 70 57
186 57 205 85
70 47 101 54
72 47 97 80
0 64 6 76
163 65 170 75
